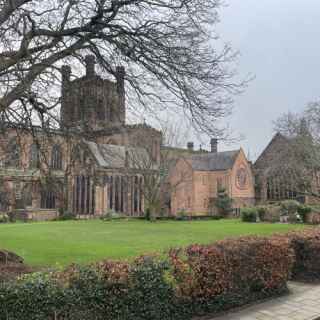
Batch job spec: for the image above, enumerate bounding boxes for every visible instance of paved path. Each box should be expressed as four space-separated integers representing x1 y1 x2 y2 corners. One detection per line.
211 282 320 320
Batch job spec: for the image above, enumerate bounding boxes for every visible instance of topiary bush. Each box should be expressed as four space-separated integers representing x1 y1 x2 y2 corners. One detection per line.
241 207 258 222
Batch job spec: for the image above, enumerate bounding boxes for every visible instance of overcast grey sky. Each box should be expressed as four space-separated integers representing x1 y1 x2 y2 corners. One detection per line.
215 0 320 159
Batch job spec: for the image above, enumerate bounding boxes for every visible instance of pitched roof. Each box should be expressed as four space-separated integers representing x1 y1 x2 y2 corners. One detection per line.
254 132 289 168
85 141 152 169
189 150 240 171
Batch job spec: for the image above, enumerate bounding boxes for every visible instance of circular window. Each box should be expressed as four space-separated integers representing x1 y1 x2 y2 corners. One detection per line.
236 167 248 189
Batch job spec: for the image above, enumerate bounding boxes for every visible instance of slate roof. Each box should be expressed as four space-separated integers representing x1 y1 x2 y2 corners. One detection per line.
85 141 152 169
190 150 240 171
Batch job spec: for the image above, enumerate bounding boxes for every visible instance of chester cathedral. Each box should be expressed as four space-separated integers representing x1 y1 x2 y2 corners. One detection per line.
0 56 162 219
0 55 317 220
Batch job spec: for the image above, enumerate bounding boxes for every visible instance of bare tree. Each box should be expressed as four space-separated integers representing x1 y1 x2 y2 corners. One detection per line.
0 0 246 135
125 122 190 219
271 102 320 200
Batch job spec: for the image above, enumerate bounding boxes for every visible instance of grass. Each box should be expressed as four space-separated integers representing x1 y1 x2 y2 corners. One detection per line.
0 219 306 267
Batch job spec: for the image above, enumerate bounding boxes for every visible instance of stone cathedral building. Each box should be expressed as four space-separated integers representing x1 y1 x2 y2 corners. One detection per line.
0 56 162 219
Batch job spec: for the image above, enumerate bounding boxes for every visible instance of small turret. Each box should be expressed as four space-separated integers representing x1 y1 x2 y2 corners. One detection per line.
85 55 96 77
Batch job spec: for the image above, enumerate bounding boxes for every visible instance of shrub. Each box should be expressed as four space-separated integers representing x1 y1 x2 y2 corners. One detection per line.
0 237 295 319
176 209 189 221
58 210 77 221
241 207 258 222
169 236 293 315
286 229 320 281
7 212 16 223
297 205 312 223
256 206 267 221
100 210 124 221
280 200 301 222
214 188 232 217
0 214 8 223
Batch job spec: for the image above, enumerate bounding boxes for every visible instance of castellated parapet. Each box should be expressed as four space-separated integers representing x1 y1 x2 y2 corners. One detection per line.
61 55 126 131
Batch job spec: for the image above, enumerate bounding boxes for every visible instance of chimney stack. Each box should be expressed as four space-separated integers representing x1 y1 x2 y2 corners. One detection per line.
187 142 194 151
210 138 218 153
61 65 71 84
116 66 125 91
85 55 95 77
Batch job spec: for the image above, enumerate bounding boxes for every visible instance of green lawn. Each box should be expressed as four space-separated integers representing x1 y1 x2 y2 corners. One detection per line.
0 219 306 267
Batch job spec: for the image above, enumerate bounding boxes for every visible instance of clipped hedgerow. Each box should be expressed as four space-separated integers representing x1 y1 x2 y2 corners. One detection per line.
0 237 295 320
169 236 294 315
286 228 320 281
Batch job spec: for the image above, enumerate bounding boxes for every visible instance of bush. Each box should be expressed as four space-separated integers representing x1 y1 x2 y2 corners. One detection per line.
297 205 312 223
169 236 293 315
58 210 77 221
0 213 8 223
7 212 16 223
214 188 233 217
286 229 320 281
241 207 258 222
0 236 294 320
256 206 267 221
261 205 281 223
100 210 124 221
280 200 301 223
176 209 189 221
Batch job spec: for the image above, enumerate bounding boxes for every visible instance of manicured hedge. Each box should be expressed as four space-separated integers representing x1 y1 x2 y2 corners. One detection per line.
286 229 320 281
169 236 293 315
0 236 294 320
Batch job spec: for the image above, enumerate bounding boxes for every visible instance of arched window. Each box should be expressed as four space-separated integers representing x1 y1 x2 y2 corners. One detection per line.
71 145 81 163
41 190 56 209
51 145 62 170
29 143 40 169
22 183 33 207
5 137 20 167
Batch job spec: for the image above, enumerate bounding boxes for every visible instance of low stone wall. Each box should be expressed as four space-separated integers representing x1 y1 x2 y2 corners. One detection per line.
12 209 58 222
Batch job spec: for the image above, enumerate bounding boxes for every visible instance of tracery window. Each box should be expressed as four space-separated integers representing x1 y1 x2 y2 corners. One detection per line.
5 137 20 167
134 176 139 213
51 145 62 170
29 143 40 169
73 176 94 215
41 190 56 209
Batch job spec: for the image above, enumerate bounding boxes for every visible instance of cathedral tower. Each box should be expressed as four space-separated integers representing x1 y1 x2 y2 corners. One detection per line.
61 56 126 131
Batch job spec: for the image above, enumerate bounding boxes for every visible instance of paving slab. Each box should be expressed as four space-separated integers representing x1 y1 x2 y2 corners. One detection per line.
208 282 320 320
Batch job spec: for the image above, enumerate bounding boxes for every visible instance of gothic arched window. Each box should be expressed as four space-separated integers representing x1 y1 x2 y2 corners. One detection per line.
41 190 56 209
5 137 20 168
51 145 62 170
29 143 40 169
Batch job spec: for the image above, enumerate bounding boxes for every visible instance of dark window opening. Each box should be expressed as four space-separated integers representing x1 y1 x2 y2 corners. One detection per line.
139 177 143 213
29 143 40 169
41 190 56 209
5 138 20 168
115 176 120 212
134 176 138 213
109 176 113 210
51 145 62 170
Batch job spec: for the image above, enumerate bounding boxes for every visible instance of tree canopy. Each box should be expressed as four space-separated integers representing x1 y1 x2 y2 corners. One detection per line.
0 0 244 134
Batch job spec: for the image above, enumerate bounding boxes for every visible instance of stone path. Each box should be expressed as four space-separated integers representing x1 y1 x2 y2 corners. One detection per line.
211 282 320 320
